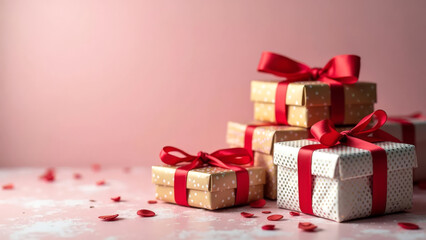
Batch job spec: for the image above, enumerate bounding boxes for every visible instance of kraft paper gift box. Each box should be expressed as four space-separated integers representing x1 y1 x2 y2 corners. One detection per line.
380 116 426 182
274 140 417 222
226 121 351 200
250 80 377 128
152 165 265 210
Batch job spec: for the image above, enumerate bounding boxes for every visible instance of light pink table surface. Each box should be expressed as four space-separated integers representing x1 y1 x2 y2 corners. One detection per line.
1 167 425 240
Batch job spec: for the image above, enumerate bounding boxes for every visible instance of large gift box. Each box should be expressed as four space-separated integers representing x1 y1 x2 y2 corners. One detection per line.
273 111 417 222
153 147 265 210
380 114 426 182
251 80 376 128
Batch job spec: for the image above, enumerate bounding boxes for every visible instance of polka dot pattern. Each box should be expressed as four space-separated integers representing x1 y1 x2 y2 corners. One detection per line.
275 140 417 222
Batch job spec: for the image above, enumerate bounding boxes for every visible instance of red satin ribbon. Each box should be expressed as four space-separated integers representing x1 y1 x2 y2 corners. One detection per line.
388 113 425 145
258 52 360 124
297 110 400 216
159 146 252 207
244 123 278 163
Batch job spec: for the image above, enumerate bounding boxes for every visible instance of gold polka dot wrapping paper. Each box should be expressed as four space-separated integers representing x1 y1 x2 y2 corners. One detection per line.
152 165 265 210
274 140 417 222
251 80 377 128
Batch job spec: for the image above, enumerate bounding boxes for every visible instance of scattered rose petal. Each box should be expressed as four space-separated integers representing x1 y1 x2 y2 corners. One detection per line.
398 222 420 230
89 199 96 202
262 224 275 230
111 196 121 202
2 183 14 190
240 212 254 218
137 209 155 217
92 164 101 172
73 173 82 179
289 211 300 216
148 200 157 204
262 211 271 214
98 214 119 221
267 214 283 221
96 180 105 186
299 222 317 231
39 168 55 182
90 206 94 208
418 181 426 190
250 199 266 208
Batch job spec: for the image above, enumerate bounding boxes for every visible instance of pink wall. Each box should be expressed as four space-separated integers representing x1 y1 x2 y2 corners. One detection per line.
1 0 425 167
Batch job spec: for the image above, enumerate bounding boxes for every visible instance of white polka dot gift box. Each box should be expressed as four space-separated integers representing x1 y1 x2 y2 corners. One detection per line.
273 110 418 222
152 147 265 210
252 52 376 128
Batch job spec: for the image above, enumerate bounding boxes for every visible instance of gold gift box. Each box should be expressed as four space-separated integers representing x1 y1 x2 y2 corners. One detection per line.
251 80 377 128
226 121 351 199
152 165 265 210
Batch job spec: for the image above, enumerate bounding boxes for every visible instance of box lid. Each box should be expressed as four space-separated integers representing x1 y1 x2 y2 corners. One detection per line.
251 80 377 107
152 165 265 192
273 140 417 180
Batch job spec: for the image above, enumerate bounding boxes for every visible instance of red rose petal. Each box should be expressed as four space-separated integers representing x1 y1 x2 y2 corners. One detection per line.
92 164 101 172
147 200 157 204
250 199 266 208
417 181 426 190
73 173 82 179
262 211 271 214
398 222 420 230
111 196 121 202
98 214 119 221
40 168 55 182
96 180 105 186
298 222 317 231
2 183 14 190
267 214 283 221
137 209 155 217
240 212 254 218
262 224 275 230
289 211 300 216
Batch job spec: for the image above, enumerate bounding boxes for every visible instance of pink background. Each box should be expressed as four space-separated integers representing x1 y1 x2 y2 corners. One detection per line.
1 0 425 167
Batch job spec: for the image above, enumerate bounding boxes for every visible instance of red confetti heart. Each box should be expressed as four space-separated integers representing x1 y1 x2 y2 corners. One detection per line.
111 196 121 202
262 211 271 214
40 168 55 182
298 222 317 231
418 181 426 190
2 183 14 190
147 200 157 204
250 199 266 208
96 180 105 186
73 173 82 179
92 164 101 172
137 209 155 217
267 214 283 221
240 212 254 218
98 214 119 221
398 222 420 230
289 211 300 216
262 224 275 230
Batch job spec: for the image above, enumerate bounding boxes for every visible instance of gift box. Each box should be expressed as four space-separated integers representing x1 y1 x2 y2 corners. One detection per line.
152 165 265 210
226 121 351 199
380 115 426 182
251 80 376 128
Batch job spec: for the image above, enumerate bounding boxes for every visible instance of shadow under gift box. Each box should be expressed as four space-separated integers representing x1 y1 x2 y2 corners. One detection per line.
274 140 417 222
251 80 377 128
381 118 426 182
226 121 352 200
151 165 265 210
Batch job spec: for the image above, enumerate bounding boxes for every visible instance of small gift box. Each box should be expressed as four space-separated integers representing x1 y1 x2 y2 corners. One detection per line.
252 52 376 128
226 121 351 199
152 147 265 210
274 110 417 222
380 113 426 182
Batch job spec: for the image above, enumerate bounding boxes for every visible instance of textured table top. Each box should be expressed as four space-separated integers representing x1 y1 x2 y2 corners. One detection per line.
1 167 426 240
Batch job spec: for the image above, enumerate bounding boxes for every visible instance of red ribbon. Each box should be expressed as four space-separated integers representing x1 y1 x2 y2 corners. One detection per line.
388 113 425 145
159 146 253 207
297 110 400 216
257 52 360 124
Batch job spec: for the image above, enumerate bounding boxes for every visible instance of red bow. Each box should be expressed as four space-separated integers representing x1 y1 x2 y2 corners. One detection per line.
160 146 252 207
297 110 399 216
257 52 361 124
